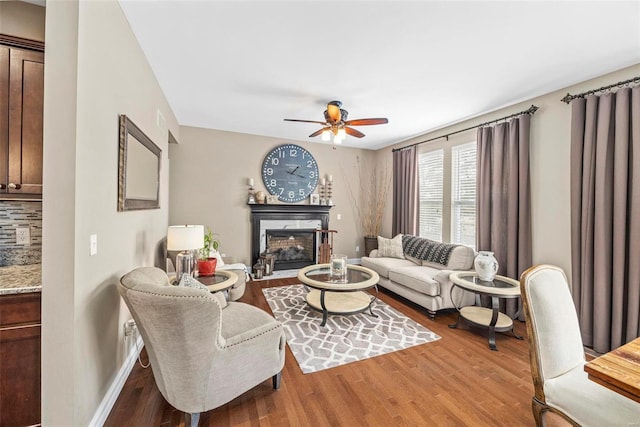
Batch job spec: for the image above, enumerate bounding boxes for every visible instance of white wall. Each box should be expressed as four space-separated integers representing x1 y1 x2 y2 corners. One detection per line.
379 63 640 284
42 1 178 424
170 126 376 262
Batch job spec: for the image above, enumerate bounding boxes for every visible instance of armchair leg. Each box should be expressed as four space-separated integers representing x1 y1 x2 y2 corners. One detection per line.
531 398 546 427
272 370 282 390
185 412 200 427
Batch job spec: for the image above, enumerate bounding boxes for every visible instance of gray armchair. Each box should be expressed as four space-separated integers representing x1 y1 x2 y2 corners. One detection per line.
119 267 286 426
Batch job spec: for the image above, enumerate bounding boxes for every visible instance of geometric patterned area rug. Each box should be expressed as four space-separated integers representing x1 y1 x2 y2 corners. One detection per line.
262 284 441 374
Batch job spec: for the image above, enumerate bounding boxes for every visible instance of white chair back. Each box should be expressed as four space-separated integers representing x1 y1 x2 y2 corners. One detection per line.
521 265 584 380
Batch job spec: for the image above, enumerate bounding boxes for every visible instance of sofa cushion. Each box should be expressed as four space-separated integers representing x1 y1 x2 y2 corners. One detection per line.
388 265 443 297
361 256 416 279
377 234 405 259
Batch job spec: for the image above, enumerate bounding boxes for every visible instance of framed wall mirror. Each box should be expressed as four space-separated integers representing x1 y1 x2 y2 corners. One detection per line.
118 114 161 211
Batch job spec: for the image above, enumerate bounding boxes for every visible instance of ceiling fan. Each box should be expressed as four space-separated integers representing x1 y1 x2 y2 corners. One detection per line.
284 100 388 143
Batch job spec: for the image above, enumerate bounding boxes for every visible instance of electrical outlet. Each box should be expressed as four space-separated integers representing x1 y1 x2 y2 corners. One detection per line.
356 246 360 253
124 319 137 337
16 227 30 245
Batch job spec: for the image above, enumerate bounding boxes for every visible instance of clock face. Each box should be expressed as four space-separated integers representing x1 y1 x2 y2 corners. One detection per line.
262 144 319 203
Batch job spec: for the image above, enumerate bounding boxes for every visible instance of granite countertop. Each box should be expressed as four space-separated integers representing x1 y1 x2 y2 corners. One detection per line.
0 264 42 295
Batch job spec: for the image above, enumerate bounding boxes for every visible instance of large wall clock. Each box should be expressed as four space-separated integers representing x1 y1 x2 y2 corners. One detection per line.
262 144 319 203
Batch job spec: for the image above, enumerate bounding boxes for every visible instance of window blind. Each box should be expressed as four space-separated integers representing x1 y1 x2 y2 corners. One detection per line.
451 142 476 248
418 149 443 241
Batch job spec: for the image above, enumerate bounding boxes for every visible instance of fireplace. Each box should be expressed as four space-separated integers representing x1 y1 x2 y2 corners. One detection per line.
266 229 317 270
250 204 332 271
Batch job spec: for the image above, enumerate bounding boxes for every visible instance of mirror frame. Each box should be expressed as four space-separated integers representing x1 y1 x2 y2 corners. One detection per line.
118 114 162 211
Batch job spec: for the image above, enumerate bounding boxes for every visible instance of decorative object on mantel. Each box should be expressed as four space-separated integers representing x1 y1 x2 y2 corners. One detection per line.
262 144 319 203
167 225 204 282
474 251 499 281
318 174 333 205
310 194 320 205
247 178 255 204
266 194 278 204
255 190 266 204
197 226 220 276
344 156 391 255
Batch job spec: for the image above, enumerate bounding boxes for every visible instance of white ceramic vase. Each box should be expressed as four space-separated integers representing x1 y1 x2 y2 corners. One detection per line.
475 251 499 281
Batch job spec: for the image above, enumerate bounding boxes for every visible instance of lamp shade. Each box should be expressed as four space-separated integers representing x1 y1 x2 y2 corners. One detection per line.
167 225 204 251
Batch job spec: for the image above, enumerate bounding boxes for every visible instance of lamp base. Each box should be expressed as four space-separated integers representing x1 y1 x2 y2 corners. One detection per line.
175 250 195 282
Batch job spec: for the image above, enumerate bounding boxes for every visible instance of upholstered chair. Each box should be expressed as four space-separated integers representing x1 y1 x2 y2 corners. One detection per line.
119 267 286 427
520 264 640 426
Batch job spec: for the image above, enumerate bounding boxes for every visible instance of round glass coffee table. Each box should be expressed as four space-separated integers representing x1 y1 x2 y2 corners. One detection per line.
448 271 522 351
297 264 380 327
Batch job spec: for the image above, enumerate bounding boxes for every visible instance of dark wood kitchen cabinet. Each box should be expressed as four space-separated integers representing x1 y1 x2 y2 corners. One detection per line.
0 37 44 198
0 292 41 426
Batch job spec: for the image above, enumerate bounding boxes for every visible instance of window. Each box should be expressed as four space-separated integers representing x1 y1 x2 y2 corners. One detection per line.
451 142 476 247
418 141 476 248
418 149 443 241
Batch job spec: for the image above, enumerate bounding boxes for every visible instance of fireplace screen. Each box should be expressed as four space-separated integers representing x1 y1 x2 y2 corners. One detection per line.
266 229 316 270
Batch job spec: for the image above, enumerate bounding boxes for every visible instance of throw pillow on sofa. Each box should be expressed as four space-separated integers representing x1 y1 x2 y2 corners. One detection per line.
402 235 475 270
377 234 405 259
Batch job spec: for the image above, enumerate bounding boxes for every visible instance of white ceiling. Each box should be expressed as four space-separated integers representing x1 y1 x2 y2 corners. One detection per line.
118 1 640 150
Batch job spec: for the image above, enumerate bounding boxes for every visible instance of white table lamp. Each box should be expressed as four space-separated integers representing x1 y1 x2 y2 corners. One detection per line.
167 225 204 282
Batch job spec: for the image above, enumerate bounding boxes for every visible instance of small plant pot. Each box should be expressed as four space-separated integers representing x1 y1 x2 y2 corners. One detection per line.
197 258 217 276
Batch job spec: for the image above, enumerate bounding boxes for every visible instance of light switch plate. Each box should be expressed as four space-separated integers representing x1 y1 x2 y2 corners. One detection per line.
90 234 98 256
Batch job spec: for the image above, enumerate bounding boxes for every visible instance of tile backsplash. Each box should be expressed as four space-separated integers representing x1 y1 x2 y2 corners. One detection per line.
0 201 42 266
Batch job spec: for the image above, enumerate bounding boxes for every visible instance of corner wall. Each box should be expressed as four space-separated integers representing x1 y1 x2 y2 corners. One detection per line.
170 126 375 262
42 1 178 424
378 63 640 283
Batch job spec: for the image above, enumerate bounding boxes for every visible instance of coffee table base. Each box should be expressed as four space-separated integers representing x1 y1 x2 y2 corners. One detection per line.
306 289 377 326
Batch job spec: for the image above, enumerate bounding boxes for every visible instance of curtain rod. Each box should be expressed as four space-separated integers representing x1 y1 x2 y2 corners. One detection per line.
392 104 539 153
561 76 640 104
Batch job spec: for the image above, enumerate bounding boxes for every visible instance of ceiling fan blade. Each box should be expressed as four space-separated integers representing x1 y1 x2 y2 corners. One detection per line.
284 119 327 125
309 127 330 138
344 118 389 126
326 102 342 123
345 127 365 138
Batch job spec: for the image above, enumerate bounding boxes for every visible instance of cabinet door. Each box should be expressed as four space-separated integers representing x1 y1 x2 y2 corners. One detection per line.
8 48 44 195
0 325 41 426
0 46 8 193
0 293 41 426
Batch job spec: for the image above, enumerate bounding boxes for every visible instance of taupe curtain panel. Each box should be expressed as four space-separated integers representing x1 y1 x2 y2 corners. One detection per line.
570 87 640 353
392 146 418 236
477 115 533 318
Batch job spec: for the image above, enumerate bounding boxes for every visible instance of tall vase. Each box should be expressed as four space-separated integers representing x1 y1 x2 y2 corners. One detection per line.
474 251 498 281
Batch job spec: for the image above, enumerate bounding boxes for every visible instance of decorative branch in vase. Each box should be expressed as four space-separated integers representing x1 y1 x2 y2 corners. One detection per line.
343 156 392 257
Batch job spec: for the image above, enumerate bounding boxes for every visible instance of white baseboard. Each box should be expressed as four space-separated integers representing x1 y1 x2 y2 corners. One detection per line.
89 335 144 427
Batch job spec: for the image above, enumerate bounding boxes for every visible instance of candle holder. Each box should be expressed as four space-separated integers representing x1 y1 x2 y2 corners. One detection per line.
319 178 327 205
326 177 333 206
247 178 256 204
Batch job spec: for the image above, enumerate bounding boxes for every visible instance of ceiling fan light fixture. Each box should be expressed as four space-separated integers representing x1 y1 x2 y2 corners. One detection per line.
321 129 331 141
337 128 346 139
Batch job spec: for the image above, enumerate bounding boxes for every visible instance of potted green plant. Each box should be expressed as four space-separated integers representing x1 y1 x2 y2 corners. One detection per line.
197 227 220 276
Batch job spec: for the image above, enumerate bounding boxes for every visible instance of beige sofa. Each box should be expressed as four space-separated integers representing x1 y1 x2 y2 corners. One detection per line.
361 235 476 319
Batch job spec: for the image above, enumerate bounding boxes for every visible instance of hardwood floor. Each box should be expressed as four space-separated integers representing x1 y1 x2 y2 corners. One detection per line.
105 277 567 426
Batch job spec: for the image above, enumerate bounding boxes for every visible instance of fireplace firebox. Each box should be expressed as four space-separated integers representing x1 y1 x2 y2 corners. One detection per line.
249 204 332 271
266 229 316 270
